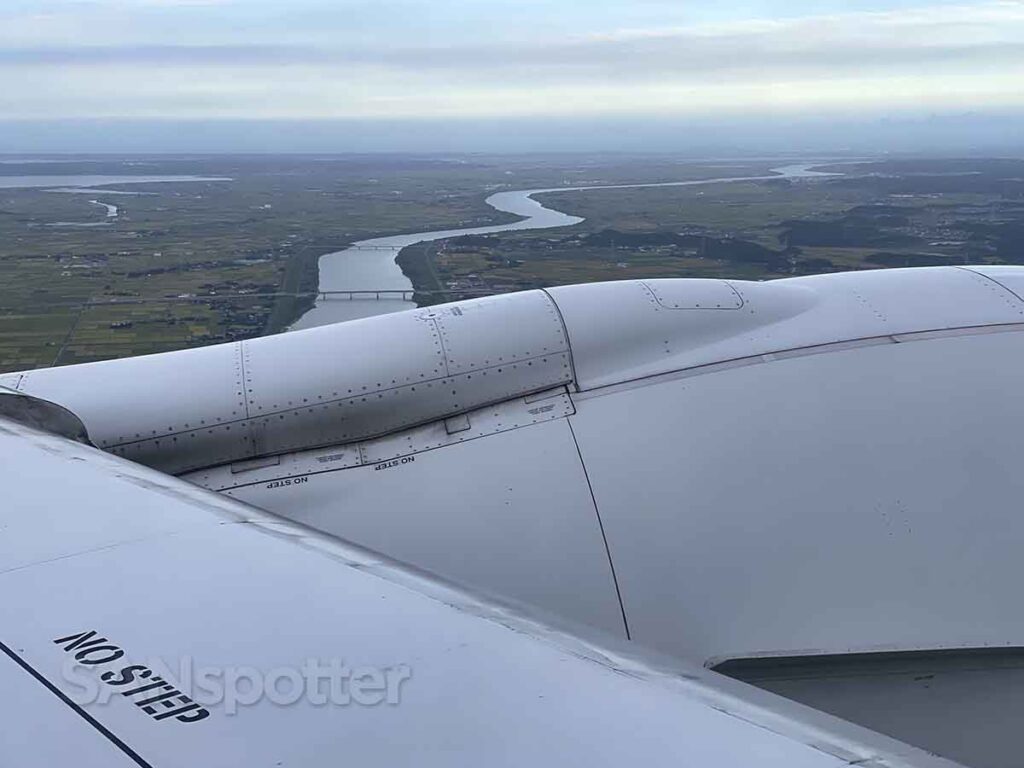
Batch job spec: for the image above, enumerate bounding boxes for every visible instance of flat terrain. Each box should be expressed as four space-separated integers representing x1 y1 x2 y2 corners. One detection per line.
421 159 1024 298
0 154 522 370
3 154 1023 372
0 154 776 371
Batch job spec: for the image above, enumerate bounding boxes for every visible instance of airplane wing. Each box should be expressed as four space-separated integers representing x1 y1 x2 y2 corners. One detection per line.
0 413 958 767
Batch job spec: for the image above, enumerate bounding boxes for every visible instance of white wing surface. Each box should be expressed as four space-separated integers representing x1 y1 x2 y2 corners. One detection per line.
0 416 957 768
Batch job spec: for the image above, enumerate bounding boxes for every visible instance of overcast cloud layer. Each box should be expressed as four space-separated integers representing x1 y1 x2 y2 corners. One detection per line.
0 0 1022 150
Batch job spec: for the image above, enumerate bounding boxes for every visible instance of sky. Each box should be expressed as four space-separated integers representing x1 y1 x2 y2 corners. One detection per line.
0 0 1023 152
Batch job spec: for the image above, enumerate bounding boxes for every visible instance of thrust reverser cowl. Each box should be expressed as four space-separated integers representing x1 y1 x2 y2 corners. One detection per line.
549 278 817 390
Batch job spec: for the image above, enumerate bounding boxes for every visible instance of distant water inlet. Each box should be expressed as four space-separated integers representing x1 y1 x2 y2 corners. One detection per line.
15 172 231 227
292 164 838 330
91 200 119 218
48 199 121 227
0 174 232 189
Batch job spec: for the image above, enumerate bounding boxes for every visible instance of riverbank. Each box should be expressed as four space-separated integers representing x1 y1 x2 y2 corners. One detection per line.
390 165 840 307
264 238 340 335
395 241 445 305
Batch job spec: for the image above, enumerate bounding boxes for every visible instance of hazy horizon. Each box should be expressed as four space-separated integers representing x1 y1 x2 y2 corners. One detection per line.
2 1 1024 155
1 111 1023 156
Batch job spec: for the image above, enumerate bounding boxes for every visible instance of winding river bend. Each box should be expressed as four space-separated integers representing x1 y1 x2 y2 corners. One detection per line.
292 163 835 330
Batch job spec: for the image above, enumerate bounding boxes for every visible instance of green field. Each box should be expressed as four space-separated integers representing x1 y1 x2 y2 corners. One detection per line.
0 155 528 370
0 154 779 371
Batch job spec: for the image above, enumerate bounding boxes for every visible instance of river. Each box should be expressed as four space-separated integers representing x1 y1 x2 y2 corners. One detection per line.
292 164 836 330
